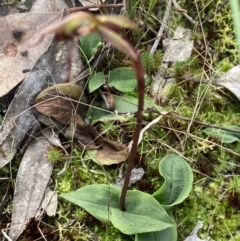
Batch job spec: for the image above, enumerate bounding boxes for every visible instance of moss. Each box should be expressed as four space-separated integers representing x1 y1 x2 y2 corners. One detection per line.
177 0 238 64
178 176 240 241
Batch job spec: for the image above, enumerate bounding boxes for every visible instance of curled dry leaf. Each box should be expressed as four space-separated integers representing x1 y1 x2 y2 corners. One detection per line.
64 120 101 149
88 138 128 165
64 114 128 164
34 83 86 125
35 84 127 164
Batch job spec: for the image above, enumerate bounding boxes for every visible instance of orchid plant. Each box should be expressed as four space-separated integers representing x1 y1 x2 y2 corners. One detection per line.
36 12 193 241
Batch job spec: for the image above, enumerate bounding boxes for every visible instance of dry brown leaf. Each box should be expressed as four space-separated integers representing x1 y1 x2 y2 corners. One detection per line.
0 70 50 169
34 83 86 125
65 122 101 149
0 13 62 97
0 0 69 97
64 114 128 163
8 134 53 241
0 36 80 168
88 138 128 165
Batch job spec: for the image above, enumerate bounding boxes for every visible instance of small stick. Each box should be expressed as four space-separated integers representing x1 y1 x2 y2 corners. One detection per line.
150 0 172 56
172 0 196 25
67 4 123 14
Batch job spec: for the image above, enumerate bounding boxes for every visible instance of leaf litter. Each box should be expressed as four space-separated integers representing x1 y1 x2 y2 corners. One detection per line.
8 133 54 241
0 0 65 97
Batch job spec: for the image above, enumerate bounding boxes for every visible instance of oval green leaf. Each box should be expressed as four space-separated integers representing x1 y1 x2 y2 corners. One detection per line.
135 211 177 241
89 72 105 93
153 154 193 208
60 184 121 222
80 32 102 60
135 227 177 241
89 94 164 123
111 190 175 235
109 67 137 92
203 126 240 143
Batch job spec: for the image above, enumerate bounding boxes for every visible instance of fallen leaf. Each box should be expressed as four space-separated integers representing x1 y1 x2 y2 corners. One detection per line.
217 65 240 100
65 121 101 149
34 83 86 125
64 114 128 164
0 13 61 97
0 70 49 169
0 0 69 97
38 188 58 217
0 37 79 168
8 134 53 241
88 138 128 165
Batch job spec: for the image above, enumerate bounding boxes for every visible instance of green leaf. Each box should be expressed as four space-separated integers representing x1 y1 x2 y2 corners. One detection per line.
135 227 177 241
89 94 164 123
111 190 175 235
60 184 120 222
153 154 193 208
203 126 240 143
135 211 177 241
109 67 137 92
80 32 102 59
89 72 105 93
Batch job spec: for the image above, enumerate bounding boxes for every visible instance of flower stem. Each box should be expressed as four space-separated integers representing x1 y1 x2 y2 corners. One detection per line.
119 50 145 211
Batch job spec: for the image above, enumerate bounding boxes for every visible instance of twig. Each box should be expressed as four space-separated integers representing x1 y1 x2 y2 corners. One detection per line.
172 0 196 24
128 115 163 150
150 0 172 56
149 109 240 134
67 4 123 14
1 229 12 241
168 75 218 84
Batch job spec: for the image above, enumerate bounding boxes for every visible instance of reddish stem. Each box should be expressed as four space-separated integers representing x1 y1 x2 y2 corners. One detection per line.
119 50 145 211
